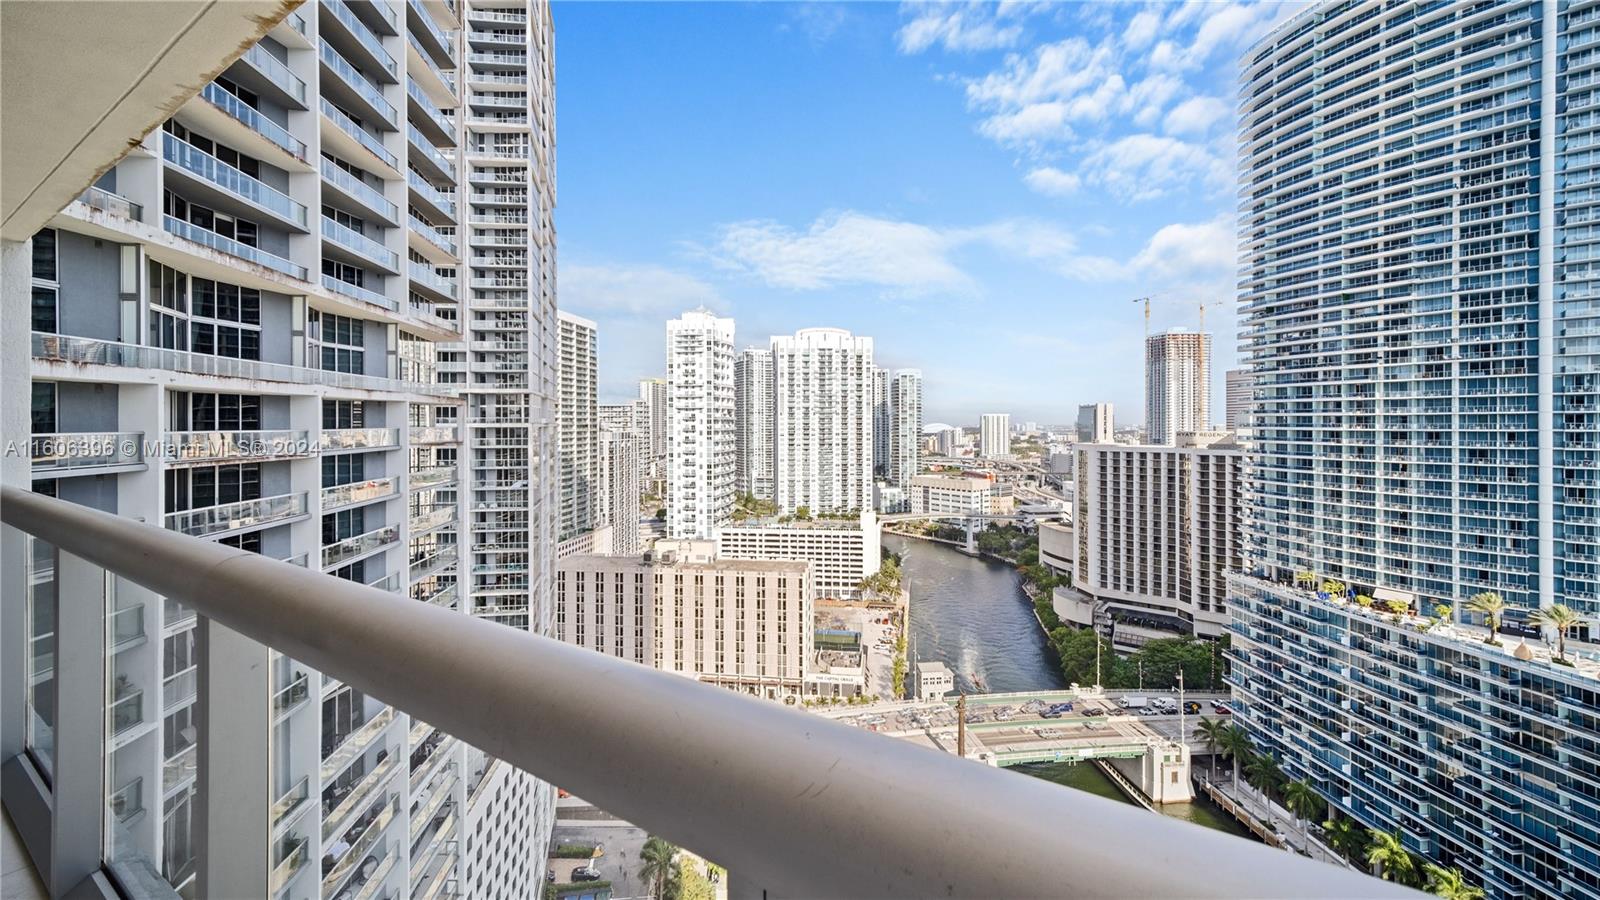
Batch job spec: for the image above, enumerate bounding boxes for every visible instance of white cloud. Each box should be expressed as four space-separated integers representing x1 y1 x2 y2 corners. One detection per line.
708 211 1122 294
1078 134 1229 202
1123 9 1161 49
1162 95 1230 136
1024 166 1081 197
898 3 1025 54
1132 216 1235 281
560 264 724 317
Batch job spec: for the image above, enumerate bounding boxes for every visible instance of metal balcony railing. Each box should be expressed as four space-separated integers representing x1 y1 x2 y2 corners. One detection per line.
163 132 308 228
0 486 1406 899
74 186 144 221
30 431 145 475
201 82 307 162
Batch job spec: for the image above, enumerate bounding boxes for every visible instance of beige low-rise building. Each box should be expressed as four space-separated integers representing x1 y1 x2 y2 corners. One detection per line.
715 511 880 600
907 472 1013 516
555 547 812 698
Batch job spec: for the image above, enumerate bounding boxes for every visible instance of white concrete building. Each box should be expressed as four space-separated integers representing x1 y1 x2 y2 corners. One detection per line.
597 429 642 557
557 311 597 541
637 376 667 480
888 368 922 490
1224 368 1251 434
1063 434 1243 645
666 309 735 539
715 511 881 600
978 413 1010 458
908 472 1013 516
771 327 874 516
1075 402 1113 444
555 552 812 698
1144 330 1211 446
734 346 774 500
7 2 558 895
935 426 964 457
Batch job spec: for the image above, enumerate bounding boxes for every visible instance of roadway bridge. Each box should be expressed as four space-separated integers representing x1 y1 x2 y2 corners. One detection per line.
814 689 1233 805
878 511 1026 554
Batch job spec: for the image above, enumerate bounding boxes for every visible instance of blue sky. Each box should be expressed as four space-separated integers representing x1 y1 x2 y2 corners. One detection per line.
552 1 1304 426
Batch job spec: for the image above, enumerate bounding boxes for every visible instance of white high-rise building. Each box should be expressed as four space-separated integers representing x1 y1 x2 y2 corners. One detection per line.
1063 434 1244 646
599 400 646 435
1224 368 1251 433
978 413 1010 458
1075 402 1114 444
888 369 923 489
6 2 558 895
638 376 667 478
666 309 735 538
557 311 598 540
597 429 642 557
771 328 875 515
871 365 891 478
1143 330 1210 445
734 347 774 500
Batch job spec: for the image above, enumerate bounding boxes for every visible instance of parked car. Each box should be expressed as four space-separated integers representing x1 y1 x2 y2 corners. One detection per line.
1213 702 1232 715
1184 702 1202 714
572 867 602 882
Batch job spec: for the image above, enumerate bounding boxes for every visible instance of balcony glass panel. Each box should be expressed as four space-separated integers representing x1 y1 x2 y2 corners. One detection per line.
322 273 395 310
408 261 457 298
164 492 309 538
327 0 398 78
407 80 455 138
273 671 311 720
322 427 400 450
244 43 307 104
163 215 309 281
202 82 307 161
271 775 311 832
321 42 397 125
269 832 309 896
321 158 398 221
322 216 399 269
169 430 313 463
322 524 400 569
30 432 144 475
407 125 455 179
322 705 395 778
322 98 399 169
163 133 308 228
407 169 457 218
75 186 143 221
411 465 456 488
322 476 399 510
408 215 457 255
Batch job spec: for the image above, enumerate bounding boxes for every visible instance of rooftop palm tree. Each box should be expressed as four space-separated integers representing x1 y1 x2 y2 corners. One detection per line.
1194 718 1228 779
1466 591 1507 644
1293 569 1316 589
1217 724 1253 792
1530 604 1583 663
1366 827 1420 887
639 836 677 900
1423 864 1484 900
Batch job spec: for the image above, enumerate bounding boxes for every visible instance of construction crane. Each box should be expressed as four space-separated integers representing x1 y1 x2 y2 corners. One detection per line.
1132 296 1152 340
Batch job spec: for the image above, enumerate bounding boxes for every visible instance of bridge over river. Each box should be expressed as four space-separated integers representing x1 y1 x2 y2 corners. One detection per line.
813 688 1233 805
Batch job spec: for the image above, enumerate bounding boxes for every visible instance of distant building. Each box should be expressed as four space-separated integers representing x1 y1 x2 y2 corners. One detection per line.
638 377 668 477
978 413 1010 458
1063 433 1243 647
558 311 599 541
555 551 812 698
1075 402 1114 444
598 430 643 557
666 309 736 539
935 426 964 457
909 472 1013 516
716 511 881 600
1144 330 1211 445
1224 368 1251 433
734 347 775 500
888 369 923 490
914 660 955 702
771 328 875 515
871 365 891 479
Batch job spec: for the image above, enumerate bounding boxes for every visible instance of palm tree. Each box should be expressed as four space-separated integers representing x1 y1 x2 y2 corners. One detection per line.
1293 569 1316 589
1321 579 1348 600
1366 828 1420 887
1281 780 1324 843
1465 591 1506 643
1423 864 1484 900
1217 724 1253 792
1194 718 1228 779
1530 604 1583 663
638 836 677 900
1245 752 1285 805
1323 816 1363 861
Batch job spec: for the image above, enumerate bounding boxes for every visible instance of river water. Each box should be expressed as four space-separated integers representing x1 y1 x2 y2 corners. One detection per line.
885 533 1252 839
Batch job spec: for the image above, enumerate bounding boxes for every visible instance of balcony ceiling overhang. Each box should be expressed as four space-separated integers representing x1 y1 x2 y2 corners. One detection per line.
1 0 301 241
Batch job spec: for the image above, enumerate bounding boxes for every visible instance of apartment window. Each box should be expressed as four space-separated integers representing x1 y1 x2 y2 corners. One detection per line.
323 399 366 429
218 531 262 554
181 393 262 431
164 120 260 179
322 507 366 544
323 205 366 234
30 383 55 434
31 230 57 332
322 453 366 487
165 464 261 513
189 278 261 359
322 259 367 289
164 192 258 247
311 311 365 374
214 76 259 109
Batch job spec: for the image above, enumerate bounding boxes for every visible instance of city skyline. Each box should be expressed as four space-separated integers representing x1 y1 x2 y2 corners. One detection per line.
552 1 1308 422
